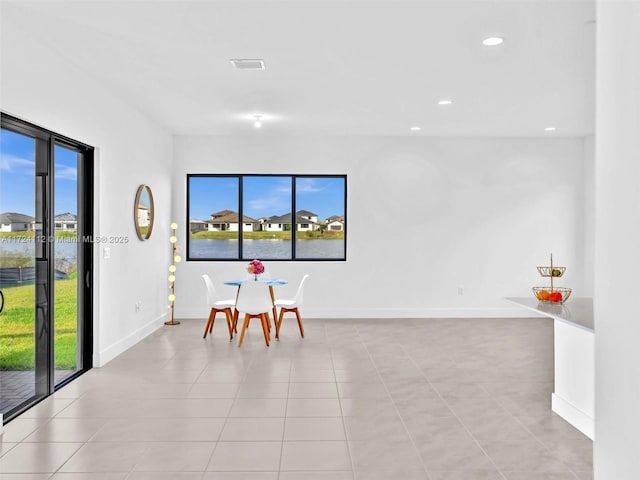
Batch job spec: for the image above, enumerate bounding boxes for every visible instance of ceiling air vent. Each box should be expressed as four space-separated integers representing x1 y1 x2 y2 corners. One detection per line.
230 59 265 70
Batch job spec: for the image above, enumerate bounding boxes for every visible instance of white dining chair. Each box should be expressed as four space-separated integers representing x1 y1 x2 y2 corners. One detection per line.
234 280 273 347
274 274 309 339
202 274 236 340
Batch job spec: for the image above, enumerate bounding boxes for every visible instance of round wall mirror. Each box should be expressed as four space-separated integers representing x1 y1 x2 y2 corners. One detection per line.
134 184 155 241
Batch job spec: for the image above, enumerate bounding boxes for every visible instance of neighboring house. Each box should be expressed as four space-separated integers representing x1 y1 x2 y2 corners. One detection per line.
326 215 345 231
0 212 35 232
137 204 151 227
189 219 207 233
54 212 77 231
262 211 320 232
296 210 318 224
262 213 290 232
207 210 258 232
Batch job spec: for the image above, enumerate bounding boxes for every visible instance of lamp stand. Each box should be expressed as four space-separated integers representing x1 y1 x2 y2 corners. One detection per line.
165 222 180 326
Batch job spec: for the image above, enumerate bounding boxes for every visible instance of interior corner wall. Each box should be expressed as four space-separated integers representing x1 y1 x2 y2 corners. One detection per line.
1 9 174 367
594 1 640 478
582 135 595 297
172 135 587 320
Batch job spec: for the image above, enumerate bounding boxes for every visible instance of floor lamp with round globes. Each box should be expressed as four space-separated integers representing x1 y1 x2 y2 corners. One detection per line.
165 222 181 326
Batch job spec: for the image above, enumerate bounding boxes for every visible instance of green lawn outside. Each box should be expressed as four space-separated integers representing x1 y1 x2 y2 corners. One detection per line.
0 278 78 370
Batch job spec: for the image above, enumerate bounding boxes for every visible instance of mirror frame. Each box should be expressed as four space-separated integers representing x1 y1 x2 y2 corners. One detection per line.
134 184 155 241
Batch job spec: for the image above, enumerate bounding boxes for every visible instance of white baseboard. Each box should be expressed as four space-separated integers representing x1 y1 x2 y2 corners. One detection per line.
175 306 540 320
552 393 595 440
94 312 168 367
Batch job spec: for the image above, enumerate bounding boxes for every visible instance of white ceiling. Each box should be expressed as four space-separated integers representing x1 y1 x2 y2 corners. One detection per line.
3 0 596 137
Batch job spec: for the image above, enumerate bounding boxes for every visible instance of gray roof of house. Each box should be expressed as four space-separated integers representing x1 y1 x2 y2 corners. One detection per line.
296 209 318 217
0 212 35 223
207 211 258 223
54 212 77 221
267 213 318 224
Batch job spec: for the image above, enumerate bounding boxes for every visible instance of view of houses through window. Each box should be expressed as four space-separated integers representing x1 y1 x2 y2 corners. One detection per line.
187 175 346 260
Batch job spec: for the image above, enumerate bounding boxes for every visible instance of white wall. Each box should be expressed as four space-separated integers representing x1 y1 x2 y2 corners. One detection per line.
172 135 587 319
1 5 174 366
594 1 640 478
583 135 596 297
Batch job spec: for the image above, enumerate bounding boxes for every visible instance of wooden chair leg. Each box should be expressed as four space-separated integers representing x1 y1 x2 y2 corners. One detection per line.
266 314 271 342
276 308 305 338
209 311 216 334
260 313 270 346
276 308 285 339
232 309 239 333
238 313 251 347
294 308 305 338
224 308 233 340
203 308 215 338
269 286 277 330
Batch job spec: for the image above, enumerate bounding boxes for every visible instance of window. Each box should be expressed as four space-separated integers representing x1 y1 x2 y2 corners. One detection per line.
187 174 346 261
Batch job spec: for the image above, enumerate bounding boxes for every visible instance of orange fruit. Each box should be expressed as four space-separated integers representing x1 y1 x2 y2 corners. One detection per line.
537 290 550 301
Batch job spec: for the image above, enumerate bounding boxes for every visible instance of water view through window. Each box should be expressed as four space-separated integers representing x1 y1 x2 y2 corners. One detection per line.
187 175 346 261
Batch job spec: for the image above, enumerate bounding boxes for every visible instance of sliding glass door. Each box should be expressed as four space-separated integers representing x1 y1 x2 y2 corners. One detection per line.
0 128 40 415
0 114 93 422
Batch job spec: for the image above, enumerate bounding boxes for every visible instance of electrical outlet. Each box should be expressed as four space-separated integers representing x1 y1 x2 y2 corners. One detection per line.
134 302 141 312
457 287 464 296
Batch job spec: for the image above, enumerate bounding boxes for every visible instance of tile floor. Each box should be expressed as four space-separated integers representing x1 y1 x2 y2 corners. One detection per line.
0 317 593 479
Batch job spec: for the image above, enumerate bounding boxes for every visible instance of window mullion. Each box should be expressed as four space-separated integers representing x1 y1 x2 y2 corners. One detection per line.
238 175 243 260
291 176 296 260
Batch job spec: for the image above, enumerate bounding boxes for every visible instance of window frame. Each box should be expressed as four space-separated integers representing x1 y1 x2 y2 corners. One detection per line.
186 173 347 262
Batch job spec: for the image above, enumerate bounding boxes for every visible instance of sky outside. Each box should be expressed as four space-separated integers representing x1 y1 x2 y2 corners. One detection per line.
189 176 345 221
0 129 78 216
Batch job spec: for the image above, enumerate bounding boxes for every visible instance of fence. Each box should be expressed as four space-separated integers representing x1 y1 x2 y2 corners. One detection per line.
0 267 69 288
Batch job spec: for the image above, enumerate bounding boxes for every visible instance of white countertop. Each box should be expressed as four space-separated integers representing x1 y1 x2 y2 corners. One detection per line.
505 297 594 332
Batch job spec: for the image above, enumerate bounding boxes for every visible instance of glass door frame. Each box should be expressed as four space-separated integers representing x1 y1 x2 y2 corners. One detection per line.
1 113 94 422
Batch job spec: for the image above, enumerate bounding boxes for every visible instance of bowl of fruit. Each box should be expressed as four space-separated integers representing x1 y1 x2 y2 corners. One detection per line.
532 287 572 304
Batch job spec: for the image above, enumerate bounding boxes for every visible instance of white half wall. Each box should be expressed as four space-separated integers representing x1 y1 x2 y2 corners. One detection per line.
594 1 640 478
1 5 174 366
172 135 588 320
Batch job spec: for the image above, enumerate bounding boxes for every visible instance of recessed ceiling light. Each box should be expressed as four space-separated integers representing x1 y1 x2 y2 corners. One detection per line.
482 36 504 46
410 126 421 131
438 99 453 105
544 126 556 132
230 59 265 70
